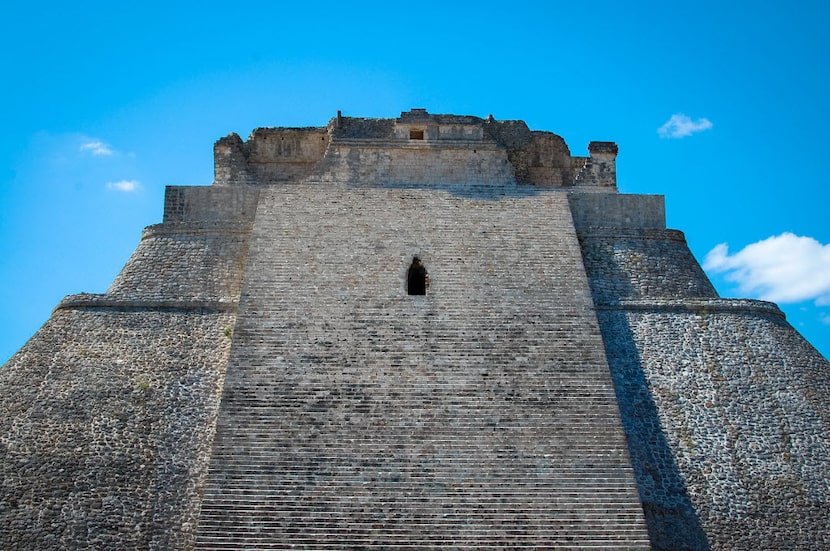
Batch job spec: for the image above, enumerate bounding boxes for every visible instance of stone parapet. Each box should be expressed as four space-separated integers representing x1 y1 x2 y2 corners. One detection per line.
572 141 618 189
164 185 260 223
307 141 516 187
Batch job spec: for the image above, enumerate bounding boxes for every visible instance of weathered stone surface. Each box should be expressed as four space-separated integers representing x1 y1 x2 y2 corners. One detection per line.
599 307 830 551
578 228 717 303
195 186 649 549
0 172 253 550
1 110 827 550
0 309 235 550
106 224 248 303
579 218 830 550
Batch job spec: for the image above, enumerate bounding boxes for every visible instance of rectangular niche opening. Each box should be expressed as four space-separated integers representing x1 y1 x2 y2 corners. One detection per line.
409 129 424 140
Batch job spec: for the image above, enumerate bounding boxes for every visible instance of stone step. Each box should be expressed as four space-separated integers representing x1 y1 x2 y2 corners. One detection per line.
193 187 649 548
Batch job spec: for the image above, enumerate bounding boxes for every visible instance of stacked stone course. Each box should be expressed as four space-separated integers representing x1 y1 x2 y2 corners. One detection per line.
194 186 650 549
1 109 828 550
578 228 718 303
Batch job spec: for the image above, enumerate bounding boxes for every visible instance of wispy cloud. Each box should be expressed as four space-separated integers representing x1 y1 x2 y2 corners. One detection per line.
658 113 713 139
703 233 830 305
106 179 141 192
80 139 114 156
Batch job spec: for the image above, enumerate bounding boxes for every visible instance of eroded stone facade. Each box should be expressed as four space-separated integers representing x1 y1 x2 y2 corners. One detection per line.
1 110 827 550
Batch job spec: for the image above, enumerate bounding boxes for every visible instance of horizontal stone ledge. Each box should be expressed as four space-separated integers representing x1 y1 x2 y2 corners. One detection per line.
142 221 252 240
330 139 504 150
595 298 785 319
54 293 238 313
576 227 686 241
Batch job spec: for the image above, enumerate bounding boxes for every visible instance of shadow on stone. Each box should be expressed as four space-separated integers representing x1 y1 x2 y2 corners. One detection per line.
598 310 711 551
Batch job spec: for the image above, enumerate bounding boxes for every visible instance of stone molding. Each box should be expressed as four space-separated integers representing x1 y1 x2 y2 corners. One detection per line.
596 298 785 319
577 227 686 241
141 222 252 240
54 293 238 314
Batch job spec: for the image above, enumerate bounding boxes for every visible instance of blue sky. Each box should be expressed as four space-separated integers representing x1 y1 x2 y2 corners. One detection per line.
1 0 828 362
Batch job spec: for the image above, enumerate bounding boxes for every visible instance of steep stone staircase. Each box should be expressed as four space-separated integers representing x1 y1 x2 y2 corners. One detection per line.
194 185 649 549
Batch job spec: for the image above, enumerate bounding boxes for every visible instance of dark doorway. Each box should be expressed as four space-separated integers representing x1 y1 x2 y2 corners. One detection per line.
407 257 428 295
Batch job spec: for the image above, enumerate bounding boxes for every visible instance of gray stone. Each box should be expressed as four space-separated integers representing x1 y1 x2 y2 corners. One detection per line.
1 110 827 550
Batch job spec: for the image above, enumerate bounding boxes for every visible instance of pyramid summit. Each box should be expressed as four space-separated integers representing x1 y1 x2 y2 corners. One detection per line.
1 110 828 550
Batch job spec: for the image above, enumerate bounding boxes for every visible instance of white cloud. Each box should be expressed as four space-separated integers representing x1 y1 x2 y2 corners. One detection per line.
106 179 141 192
703 233 830 304
658 113 713 139
80 139 114 156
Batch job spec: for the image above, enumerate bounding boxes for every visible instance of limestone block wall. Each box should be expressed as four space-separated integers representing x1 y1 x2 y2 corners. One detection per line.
0 307 235 550
106 223 251 303
436 123 484 140
578 228 717 303
392 121 485 141
570 193 666 230
244 127 329 183
505 131 574 186
332 116 395 139
212 112 619 189
477 118 610 188
108 184 256 303
573 142 618 189
308 142 517 186
213 129 328 185
194 185 650 549
213 133 257 186
164 186 259 224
